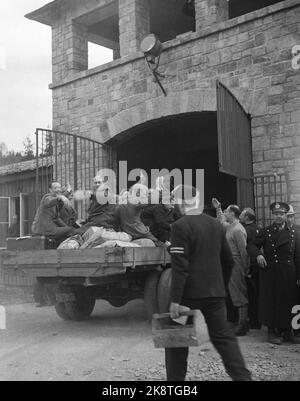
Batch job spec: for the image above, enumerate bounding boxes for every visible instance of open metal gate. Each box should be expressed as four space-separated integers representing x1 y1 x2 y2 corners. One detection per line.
254 173 289 227
35 129 116 219
217 81 254 209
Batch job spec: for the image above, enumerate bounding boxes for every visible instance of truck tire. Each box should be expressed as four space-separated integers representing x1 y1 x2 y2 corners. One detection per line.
157 268 172 313
144 270 161 321
54 302 71 321
64 296 96 321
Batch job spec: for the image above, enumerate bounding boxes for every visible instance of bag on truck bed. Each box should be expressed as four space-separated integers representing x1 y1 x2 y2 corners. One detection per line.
6 236 57 251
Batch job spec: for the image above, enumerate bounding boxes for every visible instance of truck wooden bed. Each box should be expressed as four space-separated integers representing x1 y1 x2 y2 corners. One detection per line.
0 247 172 322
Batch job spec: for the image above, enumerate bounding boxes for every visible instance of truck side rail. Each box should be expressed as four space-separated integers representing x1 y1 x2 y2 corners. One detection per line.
1 247 171 278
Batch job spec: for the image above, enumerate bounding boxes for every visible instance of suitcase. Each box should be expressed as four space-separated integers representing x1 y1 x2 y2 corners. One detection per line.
152 310 209 348
6 236 57 251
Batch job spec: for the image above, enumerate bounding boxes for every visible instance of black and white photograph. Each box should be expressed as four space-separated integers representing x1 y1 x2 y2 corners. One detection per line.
0 0 300 383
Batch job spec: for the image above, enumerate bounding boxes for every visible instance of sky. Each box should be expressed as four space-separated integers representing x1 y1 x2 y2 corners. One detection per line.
0 0 113 153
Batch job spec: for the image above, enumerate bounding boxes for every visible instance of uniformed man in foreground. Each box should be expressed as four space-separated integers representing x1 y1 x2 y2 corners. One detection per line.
247 202 300 345
166 185 252 381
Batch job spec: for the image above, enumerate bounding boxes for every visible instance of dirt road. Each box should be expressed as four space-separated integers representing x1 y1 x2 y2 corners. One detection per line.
0 300 299 381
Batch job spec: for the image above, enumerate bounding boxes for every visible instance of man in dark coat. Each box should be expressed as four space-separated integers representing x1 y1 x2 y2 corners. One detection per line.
115 185 163 247
76 184 118 235
166 185 251 382
240 208 261 329
32 182 76 242
247 202 300 345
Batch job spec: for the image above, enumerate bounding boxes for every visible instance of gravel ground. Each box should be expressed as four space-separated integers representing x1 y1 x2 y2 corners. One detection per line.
0 300 299 381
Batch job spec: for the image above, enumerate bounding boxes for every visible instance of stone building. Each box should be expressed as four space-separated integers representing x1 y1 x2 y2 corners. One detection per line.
26 0 300 225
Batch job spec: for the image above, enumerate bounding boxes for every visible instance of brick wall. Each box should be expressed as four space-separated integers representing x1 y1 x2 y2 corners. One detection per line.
50 0 300 222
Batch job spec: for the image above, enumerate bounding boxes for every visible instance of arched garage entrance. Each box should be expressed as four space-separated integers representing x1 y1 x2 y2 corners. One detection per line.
107 82 254 209
109 112 237 208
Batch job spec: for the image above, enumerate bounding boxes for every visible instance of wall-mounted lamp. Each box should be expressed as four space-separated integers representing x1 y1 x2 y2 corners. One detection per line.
141 34 167 96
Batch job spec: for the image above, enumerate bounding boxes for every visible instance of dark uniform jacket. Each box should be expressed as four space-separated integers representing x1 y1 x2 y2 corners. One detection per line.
247 223 300 327
292 224 300 233
170 213 234 303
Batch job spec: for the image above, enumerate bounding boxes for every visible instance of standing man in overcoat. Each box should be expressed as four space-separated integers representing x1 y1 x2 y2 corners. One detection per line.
247 202 300 345
212 199 249 336
166 185 252 382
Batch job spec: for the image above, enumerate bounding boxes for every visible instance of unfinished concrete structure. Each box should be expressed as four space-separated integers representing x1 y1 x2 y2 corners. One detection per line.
26 0 300 224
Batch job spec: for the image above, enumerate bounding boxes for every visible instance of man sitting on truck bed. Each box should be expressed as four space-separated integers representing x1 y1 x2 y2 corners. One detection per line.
115 184 164 247
75 177 118 235
32 182 76 242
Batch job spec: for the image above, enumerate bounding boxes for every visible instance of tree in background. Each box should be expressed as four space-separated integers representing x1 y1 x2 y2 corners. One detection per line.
0 142 7 158
40 132 54 157
23 136 35 160
0 135 36 166
0 148 23 166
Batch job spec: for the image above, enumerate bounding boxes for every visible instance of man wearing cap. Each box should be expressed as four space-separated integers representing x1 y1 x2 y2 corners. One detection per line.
287 205 300 232
247 202 300 345
166 185 251 381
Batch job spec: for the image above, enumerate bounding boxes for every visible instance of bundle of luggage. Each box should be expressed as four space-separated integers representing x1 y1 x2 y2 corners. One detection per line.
57 227 156 250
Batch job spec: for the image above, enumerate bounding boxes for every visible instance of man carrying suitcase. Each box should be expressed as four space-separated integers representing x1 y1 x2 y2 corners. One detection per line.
166 185 251 381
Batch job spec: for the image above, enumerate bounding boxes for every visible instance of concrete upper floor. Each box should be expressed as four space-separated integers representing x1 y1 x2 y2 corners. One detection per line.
26 0 288 85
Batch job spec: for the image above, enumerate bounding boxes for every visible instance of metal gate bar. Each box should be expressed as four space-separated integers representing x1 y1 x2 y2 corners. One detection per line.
254 173 289 227
35 128 112 220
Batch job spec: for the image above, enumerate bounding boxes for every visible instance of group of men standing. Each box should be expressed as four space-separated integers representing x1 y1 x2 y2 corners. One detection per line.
166 186 300 381
211 198 300 344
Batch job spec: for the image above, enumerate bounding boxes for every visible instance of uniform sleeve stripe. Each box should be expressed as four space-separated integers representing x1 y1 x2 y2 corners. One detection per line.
170 247 184 250
170 250 185 254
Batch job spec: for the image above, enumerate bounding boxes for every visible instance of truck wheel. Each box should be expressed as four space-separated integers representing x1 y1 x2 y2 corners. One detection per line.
64 297 96 321
144 271 161 321
157 268 172 313
54 302 71 321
